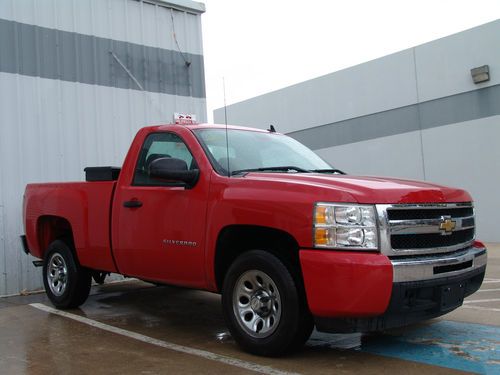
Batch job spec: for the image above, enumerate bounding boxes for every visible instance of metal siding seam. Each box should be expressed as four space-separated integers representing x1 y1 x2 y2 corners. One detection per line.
90 0 101 164
154 4 162 96
171 9 178 111
412 47 427 180
73 0 84 179
22 0 35 291
53 2 65 180
182 10 193 100
11 10 22 295
0 205 5 295
108 0 118 164
30 1 43 289
124 0 135 154
0 71 7 294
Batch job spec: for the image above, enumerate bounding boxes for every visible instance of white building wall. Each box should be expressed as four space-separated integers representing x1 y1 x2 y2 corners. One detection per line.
0 0 205 55
0 0 206 295
422 116 500 244
314 131 426 180
214 20 500 242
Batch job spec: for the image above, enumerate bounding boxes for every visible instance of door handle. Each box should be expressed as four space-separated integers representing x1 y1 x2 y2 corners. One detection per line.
123 200 143 208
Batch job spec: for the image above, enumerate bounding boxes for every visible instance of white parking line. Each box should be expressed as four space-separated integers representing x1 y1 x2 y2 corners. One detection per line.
483 280 500 284
463 298 500 304
30 303 299 375
478 288 500 293
462 305 500 313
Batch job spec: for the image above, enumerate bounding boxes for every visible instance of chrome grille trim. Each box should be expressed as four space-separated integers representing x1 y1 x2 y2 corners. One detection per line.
376 202 475 256
389 215 475 235
391 245 486 282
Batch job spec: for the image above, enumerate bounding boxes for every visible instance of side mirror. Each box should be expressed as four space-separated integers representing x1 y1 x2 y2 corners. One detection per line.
149 157 199 187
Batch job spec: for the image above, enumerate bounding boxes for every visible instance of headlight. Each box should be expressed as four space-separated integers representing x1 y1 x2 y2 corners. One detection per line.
313 203 378 250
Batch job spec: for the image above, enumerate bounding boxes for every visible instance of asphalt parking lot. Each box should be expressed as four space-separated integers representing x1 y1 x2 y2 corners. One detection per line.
1 244 499 374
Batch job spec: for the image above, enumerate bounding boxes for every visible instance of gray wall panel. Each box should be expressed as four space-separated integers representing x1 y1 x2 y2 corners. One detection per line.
147 46 161 93
288 84 500 150
78 32 95 84
39 26 58 80
422 116 500 242
60 28 78 83
289 105 420 150
0 18 205 98
18 21 37 76
0 20 15 72
0 205 5 294
315 131 425 180
419 85 500 130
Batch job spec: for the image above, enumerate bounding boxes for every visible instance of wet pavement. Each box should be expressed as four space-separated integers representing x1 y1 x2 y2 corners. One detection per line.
1 243 499 374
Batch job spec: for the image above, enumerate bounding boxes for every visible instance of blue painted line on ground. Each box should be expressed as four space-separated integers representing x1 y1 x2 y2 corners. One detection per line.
362 320 500 374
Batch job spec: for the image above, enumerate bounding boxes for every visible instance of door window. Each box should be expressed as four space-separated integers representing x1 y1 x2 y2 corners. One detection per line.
133 132 196 186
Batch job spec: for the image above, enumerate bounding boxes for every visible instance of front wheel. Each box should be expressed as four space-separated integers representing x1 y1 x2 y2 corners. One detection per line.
222 250 313 356
43 240 92 309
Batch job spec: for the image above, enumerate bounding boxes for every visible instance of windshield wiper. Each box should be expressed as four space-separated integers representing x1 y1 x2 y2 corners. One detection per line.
310 169 346 175
231 166 311 176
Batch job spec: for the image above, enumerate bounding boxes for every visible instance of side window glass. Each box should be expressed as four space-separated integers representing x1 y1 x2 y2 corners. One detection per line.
133 132 196 186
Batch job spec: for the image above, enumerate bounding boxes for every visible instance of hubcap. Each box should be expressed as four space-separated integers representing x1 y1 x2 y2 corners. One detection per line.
233 270 281 338
47 253 68 297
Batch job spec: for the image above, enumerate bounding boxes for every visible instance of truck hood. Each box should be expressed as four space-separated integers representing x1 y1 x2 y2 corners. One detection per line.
241 173 471 204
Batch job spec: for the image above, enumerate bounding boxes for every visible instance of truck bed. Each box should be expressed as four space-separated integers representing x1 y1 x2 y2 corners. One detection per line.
24 181 118 272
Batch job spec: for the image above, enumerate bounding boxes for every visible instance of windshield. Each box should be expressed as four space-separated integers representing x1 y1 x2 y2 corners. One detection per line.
193 128 333 176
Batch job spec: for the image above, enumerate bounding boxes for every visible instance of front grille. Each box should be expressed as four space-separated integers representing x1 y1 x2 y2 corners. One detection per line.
383 203 475 255
387 207 473 221
391 228 475 249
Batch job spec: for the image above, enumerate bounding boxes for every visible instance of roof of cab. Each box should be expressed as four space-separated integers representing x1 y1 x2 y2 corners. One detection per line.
145 123 277 134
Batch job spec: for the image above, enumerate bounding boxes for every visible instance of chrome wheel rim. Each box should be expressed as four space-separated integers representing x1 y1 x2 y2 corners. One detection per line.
47 253 68 297
233 270 281 338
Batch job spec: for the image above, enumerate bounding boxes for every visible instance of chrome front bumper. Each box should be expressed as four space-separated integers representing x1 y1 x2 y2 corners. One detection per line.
391 245 487 282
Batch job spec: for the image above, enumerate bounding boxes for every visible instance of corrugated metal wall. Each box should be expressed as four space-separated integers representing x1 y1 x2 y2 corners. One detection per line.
0 0 206 296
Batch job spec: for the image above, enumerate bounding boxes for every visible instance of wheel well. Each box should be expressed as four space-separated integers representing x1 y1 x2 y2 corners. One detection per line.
214 225 302 292
37 216 74 257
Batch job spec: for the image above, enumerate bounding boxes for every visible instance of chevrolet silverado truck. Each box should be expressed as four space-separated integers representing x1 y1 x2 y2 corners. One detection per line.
22 123 487 356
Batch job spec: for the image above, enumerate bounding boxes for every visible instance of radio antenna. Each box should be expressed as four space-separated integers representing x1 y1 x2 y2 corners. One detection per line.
223 77 230 177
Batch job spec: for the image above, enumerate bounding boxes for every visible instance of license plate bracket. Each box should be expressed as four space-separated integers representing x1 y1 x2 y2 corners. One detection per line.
440 283 465 311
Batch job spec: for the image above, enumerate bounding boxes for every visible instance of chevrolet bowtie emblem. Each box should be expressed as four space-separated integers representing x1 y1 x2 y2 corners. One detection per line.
439 216 456 235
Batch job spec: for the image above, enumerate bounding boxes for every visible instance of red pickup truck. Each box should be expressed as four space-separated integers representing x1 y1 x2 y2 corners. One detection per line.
22 123 487 356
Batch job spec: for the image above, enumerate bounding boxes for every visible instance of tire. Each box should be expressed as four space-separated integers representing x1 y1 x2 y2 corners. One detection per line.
43 239 92 309
222 250 313 356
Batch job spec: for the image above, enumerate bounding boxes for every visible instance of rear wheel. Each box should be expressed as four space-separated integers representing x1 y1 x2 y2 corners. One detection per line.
43 240 91 309
222 250 313 356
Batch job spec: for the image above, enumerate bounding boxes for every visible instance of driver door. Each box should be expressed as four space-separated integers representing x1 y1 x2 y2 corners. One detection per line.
112 132 208 288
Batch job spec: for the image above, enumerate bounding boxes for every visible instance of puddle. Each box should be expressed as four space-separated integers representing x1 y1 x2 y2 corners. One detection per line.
307 331 363 350
215 331 233 343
